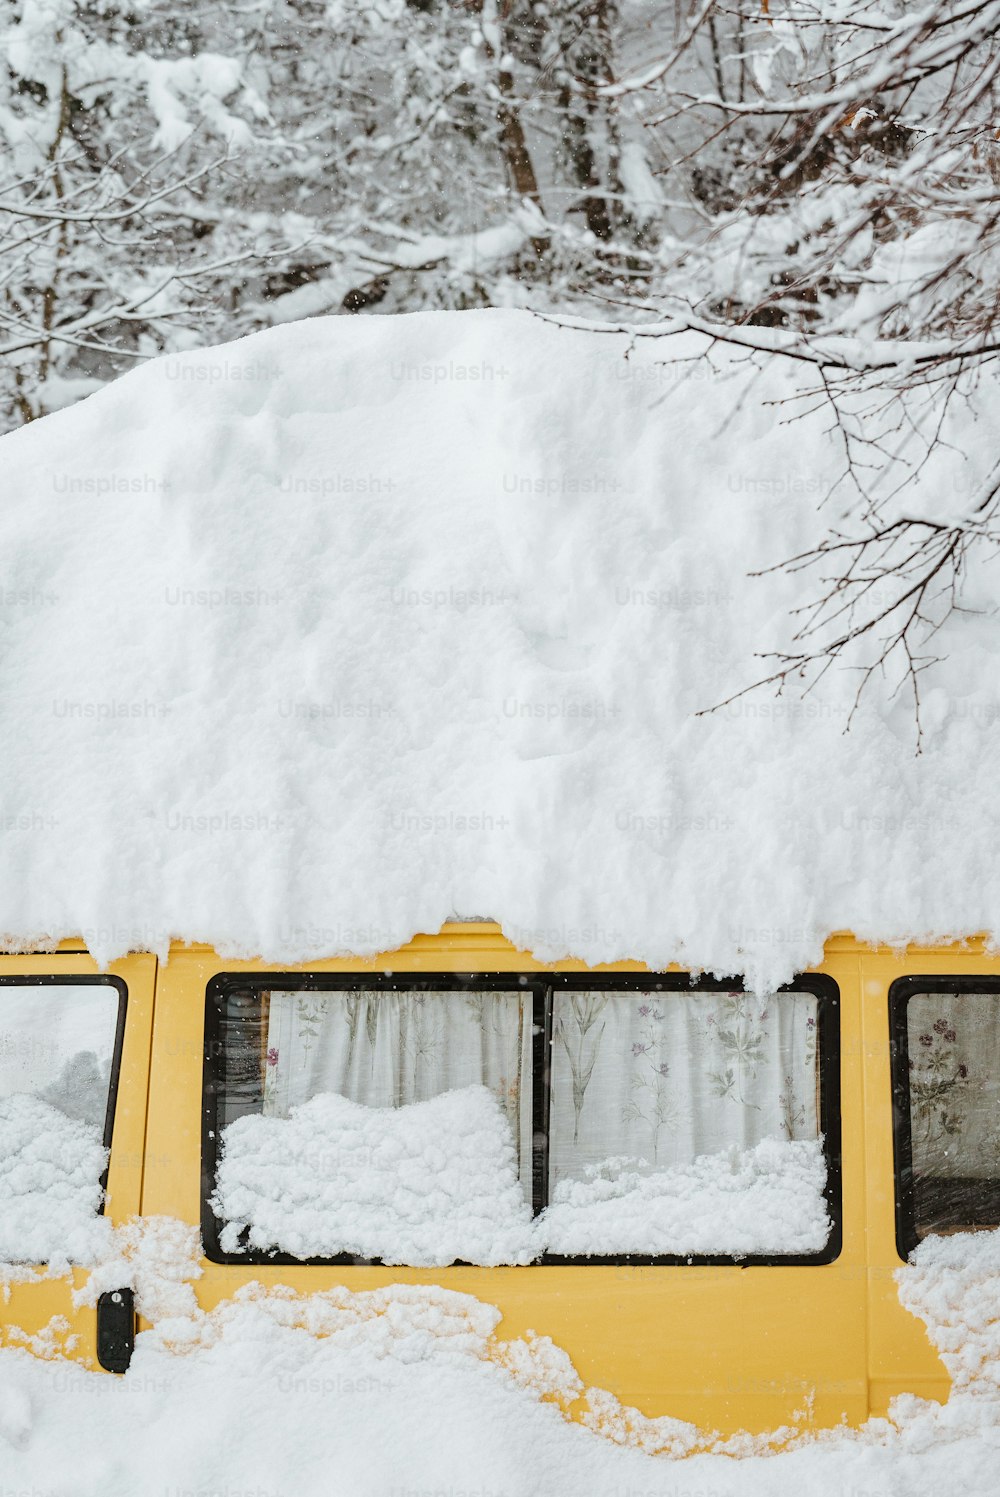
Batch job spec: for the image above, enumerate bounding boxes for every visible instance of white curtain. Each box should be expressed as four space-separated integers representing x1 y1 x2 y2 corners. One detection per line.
549 990 819 1189
262 986 819 1203
907 993 1000 1180
264 990 534 1194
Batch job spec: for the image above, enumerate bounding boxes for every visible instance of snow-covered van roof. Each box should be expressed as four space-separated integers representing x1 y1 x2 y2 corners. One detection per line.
0 308 996 988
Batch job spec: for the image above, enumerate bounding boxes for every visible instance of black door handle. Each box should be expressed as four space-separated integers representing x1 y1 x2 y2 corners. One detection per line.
96 1288 135 1373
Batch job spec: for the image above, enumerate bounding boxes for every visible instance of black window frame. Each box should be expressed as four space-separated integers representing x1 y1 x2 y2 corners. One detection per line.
889 974 1000 1259
0 973 129 1225
202 969 842 1268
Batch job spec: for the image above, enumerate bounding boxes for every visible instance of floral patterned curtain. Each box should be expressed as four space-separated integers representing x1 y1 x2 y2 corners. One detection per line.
549 990 819 1190
263 990 533 1195
263 986 819 1203
907 993 1000 1182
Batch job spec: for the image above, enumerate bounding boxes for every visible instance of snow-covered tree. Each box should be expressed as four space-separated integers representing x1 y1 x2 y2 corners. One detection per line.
590 1 1000 739
0 0 668 426
0 0 275 422
4 0 999 479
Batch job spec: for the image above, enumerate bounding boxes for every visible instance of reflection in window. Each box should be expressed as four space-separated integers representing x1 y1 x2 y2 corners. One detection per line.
0 981 122 1263
0 983 119 1127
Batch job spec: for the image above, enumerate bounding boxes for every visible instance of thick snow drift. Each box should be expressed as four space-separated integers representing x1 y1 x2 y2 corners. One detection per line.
0 1094 110 1265
897 1227 1000 1399
2 1220 1000 1494
211 1085 830 1261
212 1085 537 1265
0 308 997 984
542 1135 830 1257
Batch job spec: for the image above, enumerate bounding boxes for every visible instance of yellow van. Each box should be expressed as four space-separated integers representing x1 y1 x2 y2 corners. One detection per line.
1 922 993 1437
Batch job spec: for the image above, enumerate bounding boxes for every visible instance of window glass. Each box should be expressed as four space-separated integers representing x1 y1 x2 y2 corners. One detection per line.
0 981 122 1263
207 980 836 1266
209 987 535 1265
0 982 120 1127
904 991 1000 1241
545 988 828 1257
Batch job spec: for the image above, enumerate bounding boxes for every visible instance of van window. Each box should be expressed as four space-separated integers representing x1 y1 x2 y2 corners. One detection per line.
891 979 1000 1252
261 987 532 1184
204 974 840 1266
205 980 535 1265
0 978 125 1262
544 987 826 1257
200 970 838 1263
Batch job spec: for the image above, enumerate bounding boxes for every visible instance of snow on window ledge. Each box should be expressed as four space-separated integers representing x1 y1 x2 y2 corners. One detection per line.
210 1086 831 1265
0 1094 112 1267
543 1135 830 1258
212 1086 538 1267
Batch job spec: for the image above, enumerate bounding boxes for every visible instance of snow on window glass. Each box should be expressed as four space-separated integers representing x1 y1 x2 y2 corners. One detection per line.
208 985 832 1264
0 983 120 1263
213 1085 537 1266
210 988 534 1265
904 992 1000 1241
542 1135 829 1257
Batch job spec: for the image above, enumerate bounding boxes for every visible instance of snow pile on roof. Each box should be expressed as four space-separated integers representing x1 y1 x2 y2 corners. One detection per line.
212 1085 536 1265
212 1085 830 1262
544 1136 830 1257
0 307 997 984
0 1094 110 1265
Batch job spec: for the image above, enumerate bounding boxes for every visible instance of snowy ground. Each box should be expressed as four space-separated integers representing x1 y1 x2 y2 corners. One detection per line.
0 1282 996 1497
0 1221 999 1495
0 1338 993 1497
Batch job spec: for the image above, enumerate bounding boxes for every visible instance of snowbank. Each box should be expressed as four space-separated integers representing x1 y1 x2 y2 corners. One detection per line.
543 1135 830 1257
897 1228 1000 1400
211 1085 830 1261
0 1094 110 1265
0 1236 1000 1494
212 1085 537 1265
0 308 997 984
